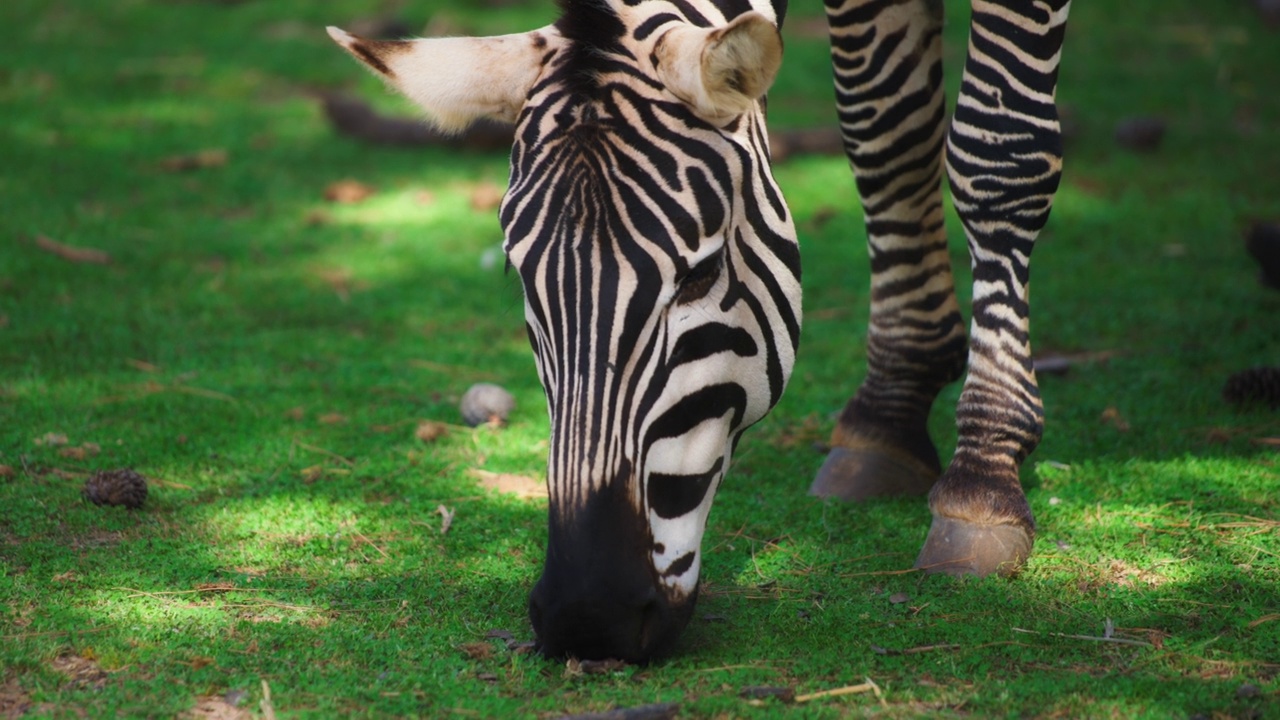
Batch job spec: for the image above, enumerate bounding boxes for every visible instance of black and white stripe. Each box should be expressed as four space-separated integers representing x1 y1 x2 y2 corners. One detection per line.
504 0 800 605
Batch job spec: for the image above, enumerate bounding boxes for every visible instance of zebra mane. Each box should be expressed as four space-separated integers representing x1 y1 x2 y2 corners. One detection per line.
554 0 628 98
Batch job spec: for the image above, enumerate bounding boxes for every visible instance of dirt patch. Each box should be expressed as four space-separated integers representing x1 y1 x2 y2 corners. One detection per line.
51 654 108 689
185 695 251 720
1077 559 1168 594
0 679 31 719
70 529 122 550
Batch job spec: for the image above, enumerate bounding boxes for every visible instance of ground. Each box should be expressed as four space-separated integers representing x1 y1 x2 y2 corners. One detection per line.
1 0 1278 717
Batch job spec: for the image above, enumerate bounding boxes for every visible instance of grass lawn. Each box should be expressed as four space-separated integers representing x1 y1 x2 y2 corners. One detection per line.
2 0 1279 717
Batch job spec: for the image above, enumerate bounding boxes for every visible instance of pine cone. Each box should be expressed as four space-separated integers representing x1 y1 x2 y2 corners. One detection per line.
83 469 148 509
1223 367 1280 409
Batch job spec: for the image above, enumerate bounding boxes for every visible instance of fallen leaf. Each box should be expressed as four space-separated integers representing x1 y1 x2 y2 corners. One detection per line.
188 656 215 670
127 358 161 373
1100 406 1131 432
35 432 69 447
468 469 546 498
285 407 305 420
317 413 347 425
468 181 503 211
35 235 111 265
1252 437 1280 447
459 642 494 661
58 443 101 460
0 465 14 479
0 314 8 329
1148 630 1167 650
52 571 77 582
436 504 455 534
888 592 910 604
324 179 375 204
158 148 228 172
313 267 369 302
415 421 448 443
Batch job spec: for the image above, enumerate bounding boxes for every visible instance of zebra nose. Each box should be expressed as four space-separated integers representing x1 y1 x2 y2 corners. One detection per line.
528 577 686 663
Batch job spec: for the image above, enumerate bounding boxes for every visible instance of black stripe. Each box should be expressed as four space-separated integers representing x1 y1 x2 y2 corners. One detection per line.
668 323 758 367
648 457 723 519
664 551 697 577
644 384 747 448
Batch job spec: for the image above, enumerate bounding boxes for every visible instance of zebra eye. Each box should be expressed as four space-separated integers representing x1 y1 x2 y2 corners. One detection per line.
674 253 723 305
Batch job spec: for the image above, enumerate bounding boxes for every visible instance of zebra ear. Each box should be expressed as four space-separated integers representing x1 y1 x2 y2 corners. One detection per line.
656 12 783 125
326 26 560 133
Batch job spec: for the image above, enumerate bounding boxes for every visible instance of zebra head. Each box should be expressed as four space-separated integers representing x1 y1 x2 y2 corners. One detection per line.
330 0 800 662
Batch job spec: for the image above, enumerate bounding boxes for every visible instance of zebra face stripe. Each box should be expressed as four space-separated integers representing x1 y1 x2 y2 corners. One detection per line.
648 456 724 520
506 0 801 662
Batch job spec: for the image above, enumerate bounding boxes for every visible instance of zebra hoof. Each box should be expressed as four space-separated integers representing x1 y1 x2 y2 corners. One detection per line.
809 444 937 501
914 514 1032 577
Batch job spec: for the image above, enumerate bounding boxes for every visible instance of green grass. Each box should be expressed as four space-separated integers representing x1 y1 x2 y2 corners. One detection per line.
2 0 1278 717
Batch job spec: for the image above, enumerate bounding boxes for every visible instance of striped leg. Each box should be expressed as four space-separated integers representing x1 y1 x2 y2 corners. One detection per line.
916 0 1071 575
811 0 969 501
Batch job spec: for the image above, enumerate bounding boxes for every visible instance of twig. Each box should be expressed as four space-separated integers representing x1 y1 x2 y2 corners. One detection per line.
114 586 275 599
94 381 238 405
1012 627 1154 647
352 532 389 559
871 643 960 656
295 441 355 467
1 626 108 641
694 662 785 673
796 677 884 705
261 679 277 720
835 567 921 578
221 601 315 613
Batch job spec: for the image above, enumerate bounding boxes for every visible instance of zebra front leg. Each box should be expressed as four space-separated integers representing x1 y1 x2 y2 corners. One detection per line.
916 0 1071 576
811 0 968 501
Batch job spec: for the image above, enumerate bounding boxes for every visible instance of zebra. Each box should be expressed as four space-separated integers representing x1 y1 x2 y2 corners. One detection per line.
328 0 1070 663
